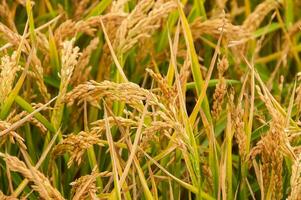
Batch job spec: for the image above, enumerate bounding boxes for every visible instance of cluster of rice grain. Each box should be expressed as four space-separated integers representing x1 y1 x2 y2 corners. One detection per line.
0 153 64 200
70 37 99 86
288 154 301 200
0 120 25 149
65 80 162 111
52 131 104 167
70 168 112 200
113 0 177 56
211 56 228 119
0 52 19 105
190 16 250 43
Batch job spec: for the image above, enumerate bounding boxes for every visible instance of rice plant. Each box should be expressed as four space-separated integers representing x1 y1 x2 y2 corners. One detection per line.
0 0 301 199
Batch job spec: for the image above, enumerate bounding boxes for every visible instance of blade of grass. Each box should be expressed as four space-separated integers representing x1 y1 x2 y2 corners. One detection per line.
84 100 103 190
105 104 151 200
104 105 122 200
177 0 212 123
86 0 112 18
148 163 159 200
189 28 223 125
133 158 154 200
99 18 128 83
15 95 55 133
226 106 233 199
26 0 37 46
168 30 203 199
141 148 197 194
141 149 215 200
119 102 148 186
0 96 57 137
284 0 294 28
48 27 60 73
186 79 240 90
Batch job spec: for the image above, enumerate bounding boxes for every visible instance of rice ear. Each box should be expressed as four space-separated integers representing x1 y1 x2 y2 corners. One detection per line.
0 153 64 200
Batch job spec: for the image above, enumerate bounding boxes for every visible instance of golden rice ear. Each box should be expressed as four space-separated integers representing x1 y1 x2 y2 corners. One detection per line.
64 80 164 112
211 56 229 119
146 68 177 101
51 38 80 130
0 52 19 105
113 0 177 55
73 0 90 20
0 21 50 100
247 81 289 199
243 0 280 32
190 17 250 42
0 120 26 149
288 155 301 200
0 1 17 31
70 168 98 200
52 131 105 168
60 38 81 87
0 23 23 48
230 97 247 160
91 116 137 134
71 37 99 86
0 190 18 200
0 153 64 200
7 108 47 134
